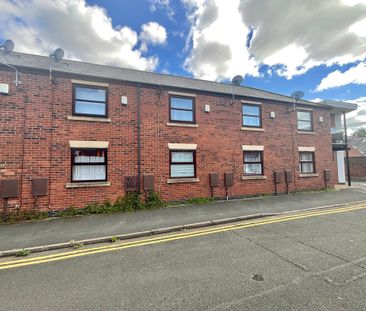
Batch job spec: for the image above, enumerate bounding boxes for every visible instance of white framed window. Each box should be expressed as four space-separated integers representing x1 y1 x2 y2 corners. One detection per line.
243 151 263 175
71 148 107 182
299 152 315 173
170 150 196 178
297 110 313 132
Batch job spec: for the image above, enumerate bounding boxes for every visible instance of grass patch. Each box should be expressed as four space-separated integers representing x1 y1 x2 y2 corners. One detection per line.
185 197 214 205
110 236 119 243
16 249 31 257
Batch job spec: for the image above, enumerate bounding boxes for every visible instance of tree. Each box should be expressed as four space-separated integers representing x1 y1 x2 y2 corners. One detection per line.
352 127 366 137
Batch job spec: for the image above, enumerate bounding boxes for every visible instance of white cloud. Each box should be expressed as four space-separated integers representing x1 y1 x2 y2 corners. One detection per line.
0 0 167 71
183 0 258 81
183 0 366 80
310 98 323 103
345 97 366 131
316 62 366 91
140 22 167 46
239 0 366 79
149 0 175 21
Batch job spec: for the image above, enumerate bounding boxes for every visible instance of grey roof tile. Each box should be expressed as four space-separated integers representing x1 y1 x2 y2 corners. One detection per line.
0 51 324 107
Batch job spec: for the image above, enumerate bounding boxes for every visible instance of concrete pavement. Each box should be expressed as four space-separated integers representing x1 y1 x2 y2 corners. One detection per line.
1 188 366 251
1 201 366 310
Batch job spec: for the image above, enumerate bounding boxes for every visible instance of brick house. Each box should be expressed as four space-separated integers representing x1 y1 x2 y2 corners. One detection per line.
0 50 356 212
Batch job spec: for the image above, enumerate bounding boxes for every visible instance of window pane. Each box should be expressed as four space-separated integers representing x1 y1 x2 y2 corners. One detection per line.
297 120 311 131
75 101 106 115
300 152 313 161
73 165 106 181
171 164 194 177
243 116 260 127
172 152 193 163
244 163 262 175
300 163 314 173
75 87 106 102
170 97 193 110
171 109 193 122
244 152 261 162
297 111 311 121
74 149 105 163
243 105 260 116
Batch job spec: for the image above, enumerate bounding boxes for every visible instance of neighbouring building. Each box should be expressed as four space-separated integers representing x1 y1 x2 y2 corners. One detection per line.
0 49 357 212
347 136 366 181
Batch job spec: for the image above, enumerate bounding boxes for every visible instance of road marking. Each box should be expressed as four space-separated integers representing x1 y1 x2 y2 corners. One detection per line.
1 203 366 271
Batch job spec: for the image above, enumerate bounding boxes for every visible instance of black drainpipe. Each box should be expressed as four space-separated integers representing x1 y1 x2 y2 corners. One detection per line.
343 111 351 187
137 82 141 194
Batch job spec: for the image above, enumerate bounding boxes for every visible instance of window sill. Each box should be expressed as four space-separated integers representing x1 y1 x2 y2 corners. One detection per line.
241 175 267 180
297 131 315 135
66 181 111 188
166 178 199 184
299 173 319 178
241 127 265 132
167 122 198 128
67 115 111 123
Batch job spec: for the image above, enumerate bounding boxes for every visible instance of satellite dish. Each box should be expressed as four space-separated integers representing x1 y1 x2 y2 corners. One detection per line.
50 48 64 61
232 75 244 86
0 39 15 54
291 91 304 101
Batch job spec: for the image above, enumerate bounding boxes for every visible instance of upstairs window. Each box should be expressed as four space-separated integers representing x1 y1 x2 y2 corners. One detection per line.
243 151 263 175
297 110 313 132
242 104 261 128
170 151 196 178
170 96 195 123
73 85 107 117
299 152 315 173
71 149 107 182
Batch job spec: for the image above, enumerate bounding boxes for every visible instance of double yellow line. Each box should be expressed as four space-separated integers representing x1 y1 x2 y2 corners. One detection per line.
1 203 365 271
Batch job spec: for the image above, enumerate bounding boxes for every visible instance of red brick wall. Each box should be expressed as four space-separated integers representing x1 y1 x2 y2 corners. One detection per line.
0 68 336 211
349 157 366 180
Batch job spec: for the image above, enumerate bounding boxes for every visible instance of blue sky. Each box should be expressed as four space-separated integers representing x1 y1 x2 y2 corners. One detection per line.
0 0 365 130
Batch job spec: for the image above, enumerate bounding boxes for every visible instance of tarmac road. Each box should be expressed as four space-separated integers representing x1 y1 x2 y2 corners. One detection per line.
1 202 366 310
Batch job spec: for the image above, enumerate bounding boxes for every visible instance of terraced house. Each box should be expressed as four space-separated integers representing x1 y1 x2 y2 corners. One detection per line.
0 48 357 212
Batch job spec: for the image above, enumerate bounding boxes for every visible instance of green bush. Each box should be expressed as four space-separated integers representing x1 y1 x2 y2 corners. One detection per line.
2 211 48 224
144 190 165 210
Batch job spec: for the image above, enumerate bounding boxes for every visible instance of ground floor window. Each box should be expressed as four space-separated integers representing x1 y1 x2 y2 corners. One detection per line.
170 150 196 178
71 148 107 182
299 152 315 173
243 151 263 175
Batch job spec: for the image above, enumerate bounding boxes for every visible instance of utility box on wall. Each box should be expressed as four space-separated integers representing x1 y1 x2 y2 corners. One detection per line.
274 171 284 184
0 83 9 95
32 178 49 197
0 179 19 198
209 173 219 187
324 169 331 181
125 176 138 192
143 175 154 191
285 170 293 183
224 172 234 187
